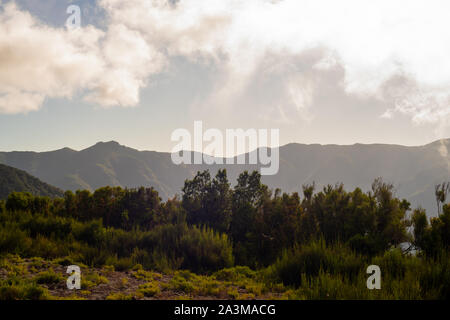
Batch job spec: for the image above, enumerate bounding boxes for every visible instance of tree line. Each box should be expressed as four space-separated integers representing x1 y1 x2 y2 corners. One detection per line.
2 170 449 264
0 169 449 298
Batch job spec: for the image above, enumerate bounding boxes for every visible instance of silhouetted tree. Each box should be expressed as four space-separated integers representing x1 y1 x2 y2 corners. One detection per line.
435 182 450 214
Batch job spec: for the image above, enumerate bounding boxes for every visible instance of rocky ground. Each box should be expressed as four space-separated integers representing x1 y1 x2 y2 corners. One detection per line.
0 256 285 300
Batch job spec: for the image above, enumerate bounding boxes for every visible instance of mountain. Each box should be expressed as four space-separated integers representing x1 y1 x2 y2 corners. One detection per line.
1 139 449 216
0 142 198 200
0 163 63 199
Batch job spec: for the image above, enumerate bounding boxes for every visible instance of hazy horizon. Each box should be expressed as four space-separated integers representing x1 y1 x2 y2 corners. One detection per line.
1 137 450 154
1 0 450 153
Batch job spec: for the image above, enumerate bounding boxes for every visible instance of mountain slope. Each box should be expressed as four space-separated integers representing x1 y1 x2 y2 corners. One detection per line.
0 142 197 200
1 139 449 216
0 164 63 199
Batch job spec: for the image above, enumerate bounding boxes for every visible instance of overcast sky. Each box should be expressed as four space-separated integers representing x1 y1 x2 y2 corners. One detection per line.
0 0 449 152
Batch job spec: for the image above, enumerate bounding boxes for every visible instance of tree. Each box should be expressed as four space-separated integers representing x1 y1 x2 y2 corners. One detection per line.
120 187 160 229
75 190 93 221
182 170 233 233
435 182 450 214
64 191 77 217
371 178 410 250
411 208 429 251
206 169 233 233
182 170 211 226
230 171 267 266
5 192 33 212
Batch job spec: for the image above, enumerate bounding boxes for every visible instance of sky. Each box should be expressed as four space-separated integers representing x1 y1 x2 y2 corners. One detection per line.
0 0 449 153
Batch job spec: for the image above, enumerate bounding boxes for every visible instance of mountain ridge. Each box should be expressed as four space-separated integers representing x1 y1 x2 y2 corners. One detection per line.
1 138 449 216
3 138 444 154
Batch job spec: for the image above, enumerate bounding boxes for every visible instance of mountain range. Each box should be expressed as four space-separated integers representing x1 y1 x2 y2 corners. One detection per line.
1 139 450 216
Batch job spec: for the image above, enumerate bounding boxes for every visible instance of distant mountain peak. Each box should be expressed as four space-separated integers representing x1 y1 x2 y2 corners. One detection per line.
85 141 123 151
51 147 76 153
95 141 120 147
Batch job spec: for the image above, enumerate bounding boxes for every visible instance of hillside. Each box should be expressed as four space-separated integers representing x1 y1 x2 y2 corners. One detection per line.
1 139 450 216
0 164 63 199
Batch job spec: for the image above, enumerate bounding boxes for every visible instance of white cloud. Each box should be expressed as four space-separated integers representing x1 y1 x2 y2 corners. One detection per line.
0 3 104 113
1 0 450 124
98 0 450 124
85 23 166 106
0 2 163 113
379 75 450 124
0 90 44 114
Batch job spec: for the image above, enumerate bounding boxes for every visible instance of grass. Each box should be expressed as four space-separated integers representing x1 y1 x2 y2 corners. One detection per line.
35 269 63 285
137 281 160 297
0 256 278 300
81 272 109 289
1 252 448 300
106 292 134 300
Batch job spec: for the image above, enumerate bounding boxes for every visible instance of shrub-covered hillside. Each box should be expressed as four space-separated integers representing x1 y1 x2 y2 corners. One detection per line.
0 164 63 199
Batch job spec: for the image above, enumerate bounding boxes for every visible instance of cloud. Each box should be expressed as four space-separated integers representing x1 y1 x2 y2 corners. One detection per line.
84 23 166 107
1 0 450 124
380 76 450 125
0 3 94 113
97 0 450 125
0 90 44 113
0 1 163 113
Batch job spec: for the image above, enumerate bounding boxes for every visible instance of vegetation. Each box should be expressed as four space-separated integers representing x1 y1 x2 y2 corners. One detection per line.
2 139 450 214
0 169 449 299
0 164 63 199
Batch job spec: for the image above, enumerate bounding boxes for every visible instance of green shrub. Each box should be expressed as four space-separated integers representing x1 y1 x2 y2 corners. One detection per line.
0 225 32 255
0 282 48 300
81 272 109 289
143 224 234 273
267 240 365 287
30 235 62 259
106 292 133 300
419 253 450 299
113 256 134 271
214 266 256 282
35 269 63 285
138 282 160 297
372 249 407 279
52 256 75 266
178 225 234 273
6 192 33 212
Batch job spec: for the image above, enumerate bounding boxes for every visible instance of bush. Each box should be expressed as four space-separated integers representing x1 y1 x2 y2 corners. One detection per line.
81 272 109 289
142 224 234 273
348 234 382 256
419 253 450 299
0 282 48 300
22 215 72 239
179 226 234 273
267 240 365 287
52 256 75 266
35 269 63 285
0 225 32 255
6 192 33 212
30 235 62 259
73 220 105 246
106 292 133 300
112 256 134 271
372 249 407 279
137 282 160 297
214 266 256 282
